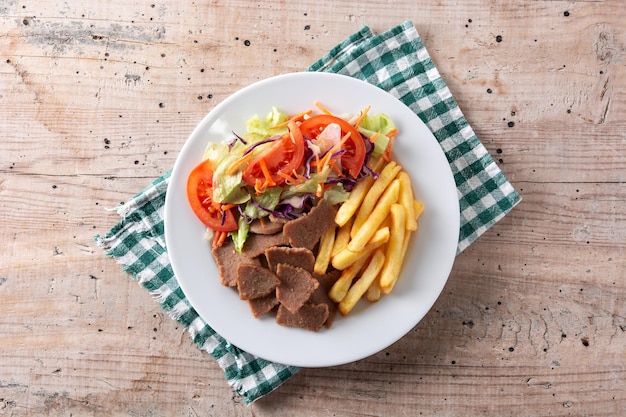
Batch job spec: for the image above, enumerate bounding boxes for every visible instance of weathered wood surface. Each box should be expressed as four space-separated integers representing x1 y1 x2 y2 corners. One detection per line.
1 0 625 415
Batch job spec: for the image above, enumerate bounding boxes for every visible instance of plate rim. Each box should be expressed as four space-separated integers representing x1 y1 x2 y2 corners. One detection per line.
164 71 459 367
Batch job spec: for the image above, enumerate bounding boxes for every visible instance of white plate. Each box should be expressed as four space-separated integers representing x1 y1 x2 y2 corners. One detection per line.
165 72 459 368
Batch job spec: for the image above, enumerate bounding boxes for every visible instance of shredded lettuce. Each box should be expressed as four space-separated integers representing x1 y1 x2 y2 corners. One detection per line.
201 142 227 167
359 113 395 156
244 107 289 140
229 215 250 253
243 186 282 219
211 153 249 204
199 106 397 251
323 184 350 206
282 166 331 199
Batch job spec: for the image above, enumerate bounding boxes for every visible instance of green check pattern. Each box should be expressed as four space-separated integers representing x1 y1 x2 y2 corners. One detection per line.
95 20 520 404
310 20 520 253
95 172 299 404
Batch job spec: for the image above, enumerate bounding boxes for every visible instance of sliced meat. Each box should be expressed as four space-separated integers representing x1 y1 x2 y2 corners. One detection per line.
314 269 340 291
212 240 259 287
311 270 341 328
248 293 279 318
276 303 329 332
275 264 319 313
249 218 284 235
283 199 337 250
265 246 315 273
269 213 289 224
242 232 289 258
236 264 280 300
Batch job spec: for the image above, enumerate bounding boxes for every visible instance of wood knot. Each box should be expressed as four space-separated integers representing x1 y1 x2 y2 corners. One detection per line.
594 27 624 64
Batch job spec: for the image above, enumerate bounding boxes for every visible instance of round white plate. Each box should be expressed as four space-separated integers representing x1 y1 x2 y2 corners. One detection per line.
164 72 459 368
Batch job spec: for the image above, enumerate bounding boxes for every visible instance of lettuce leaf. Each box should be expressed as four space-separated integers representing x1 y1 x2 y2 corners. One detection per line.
211 153 249 204
281 166 331 199
229 215 250 253
358 113 395 156
323 184 350 206
244 107 289 139
243 186 282 219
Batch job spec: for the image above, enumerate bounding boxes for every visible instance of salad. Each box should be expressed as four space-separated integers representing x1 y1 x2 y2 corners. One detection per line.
186 102 398 251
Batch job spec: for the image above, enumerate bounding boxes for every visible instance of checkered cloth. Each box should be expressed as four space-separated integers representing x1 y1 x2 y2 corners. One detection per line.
95 20 520 404
310 20 520 252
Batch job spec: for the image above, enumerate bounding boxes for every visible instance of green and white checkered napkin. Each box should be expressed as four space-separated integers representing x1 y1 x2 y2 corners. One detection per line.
95 20 520 404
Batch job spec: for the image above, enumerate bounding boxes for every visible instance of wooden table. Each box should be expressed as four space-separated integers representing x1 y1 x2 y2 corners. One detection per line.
2 1 625 415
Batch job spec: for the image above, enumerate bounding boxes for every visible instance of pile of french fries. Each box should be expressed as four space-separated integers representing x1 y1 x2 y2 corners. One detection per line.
313 157 424 316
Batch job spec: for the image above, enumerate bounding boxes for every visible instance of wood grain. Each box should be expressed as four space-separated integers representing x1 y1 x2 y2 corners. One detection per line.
1 0 625 416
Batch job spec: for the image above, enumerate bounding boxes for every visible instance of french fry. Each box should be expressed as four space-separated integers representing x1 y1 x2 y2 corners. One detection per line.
335 175 375 227
414 199 424 220
397 171 418 231
329 254 371 303
399 227 412 267
331 226 389 271
351 161 402 237
314 227 336 275
338 249 385 315
328 158 424 314
366 277 381 302
334 153 385 227
379 204 407 294
347 179 400 253
331 217 353 258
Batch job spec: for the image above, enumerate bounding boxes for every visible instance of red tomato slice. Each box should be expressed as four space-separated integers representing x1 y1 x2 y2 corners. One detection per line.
187 159 238 232
299 114 366 178
242 121 305 187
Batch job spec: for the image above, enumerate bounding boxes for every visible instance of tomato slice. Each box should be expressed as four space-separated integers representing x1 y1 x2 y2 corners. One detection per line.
299 114 366 178
242 121 305 188
187 159 238 232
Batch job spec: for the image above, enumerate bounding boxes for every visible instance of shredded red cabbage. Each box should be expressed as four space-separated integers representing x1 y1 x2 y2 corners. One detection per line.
302 146 315 178
273 194 315 219
325 176 358 191
243 135 282 156
226 131 248 150
356 135 379 180
331 149 347 159
237 204 254 224
248 197 289 219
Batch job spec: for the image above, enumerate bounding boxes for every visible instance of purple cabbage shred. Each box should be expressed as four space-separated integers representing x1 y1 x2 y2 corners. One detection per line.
243 135 282 156
227 131 248 150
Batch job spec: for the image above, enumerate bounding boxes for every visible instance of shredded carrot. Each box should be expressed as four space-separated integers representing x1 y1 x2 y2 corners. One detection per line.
369 131 380 143
277 171 295 183
314 101 333 115
221 203 236 211
315 131 352 175
213 231 227 248
328 158 343 176
259 159 276 188
293 170 309 183
317 150 333 172
218 231 227 246
277 171 303 185
313 150 320 172
353 105 371 128
383 134 395 163
270 109 312 130
259 216 266 227
227 153 254 175
254 178 265 194
279 168 310 185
